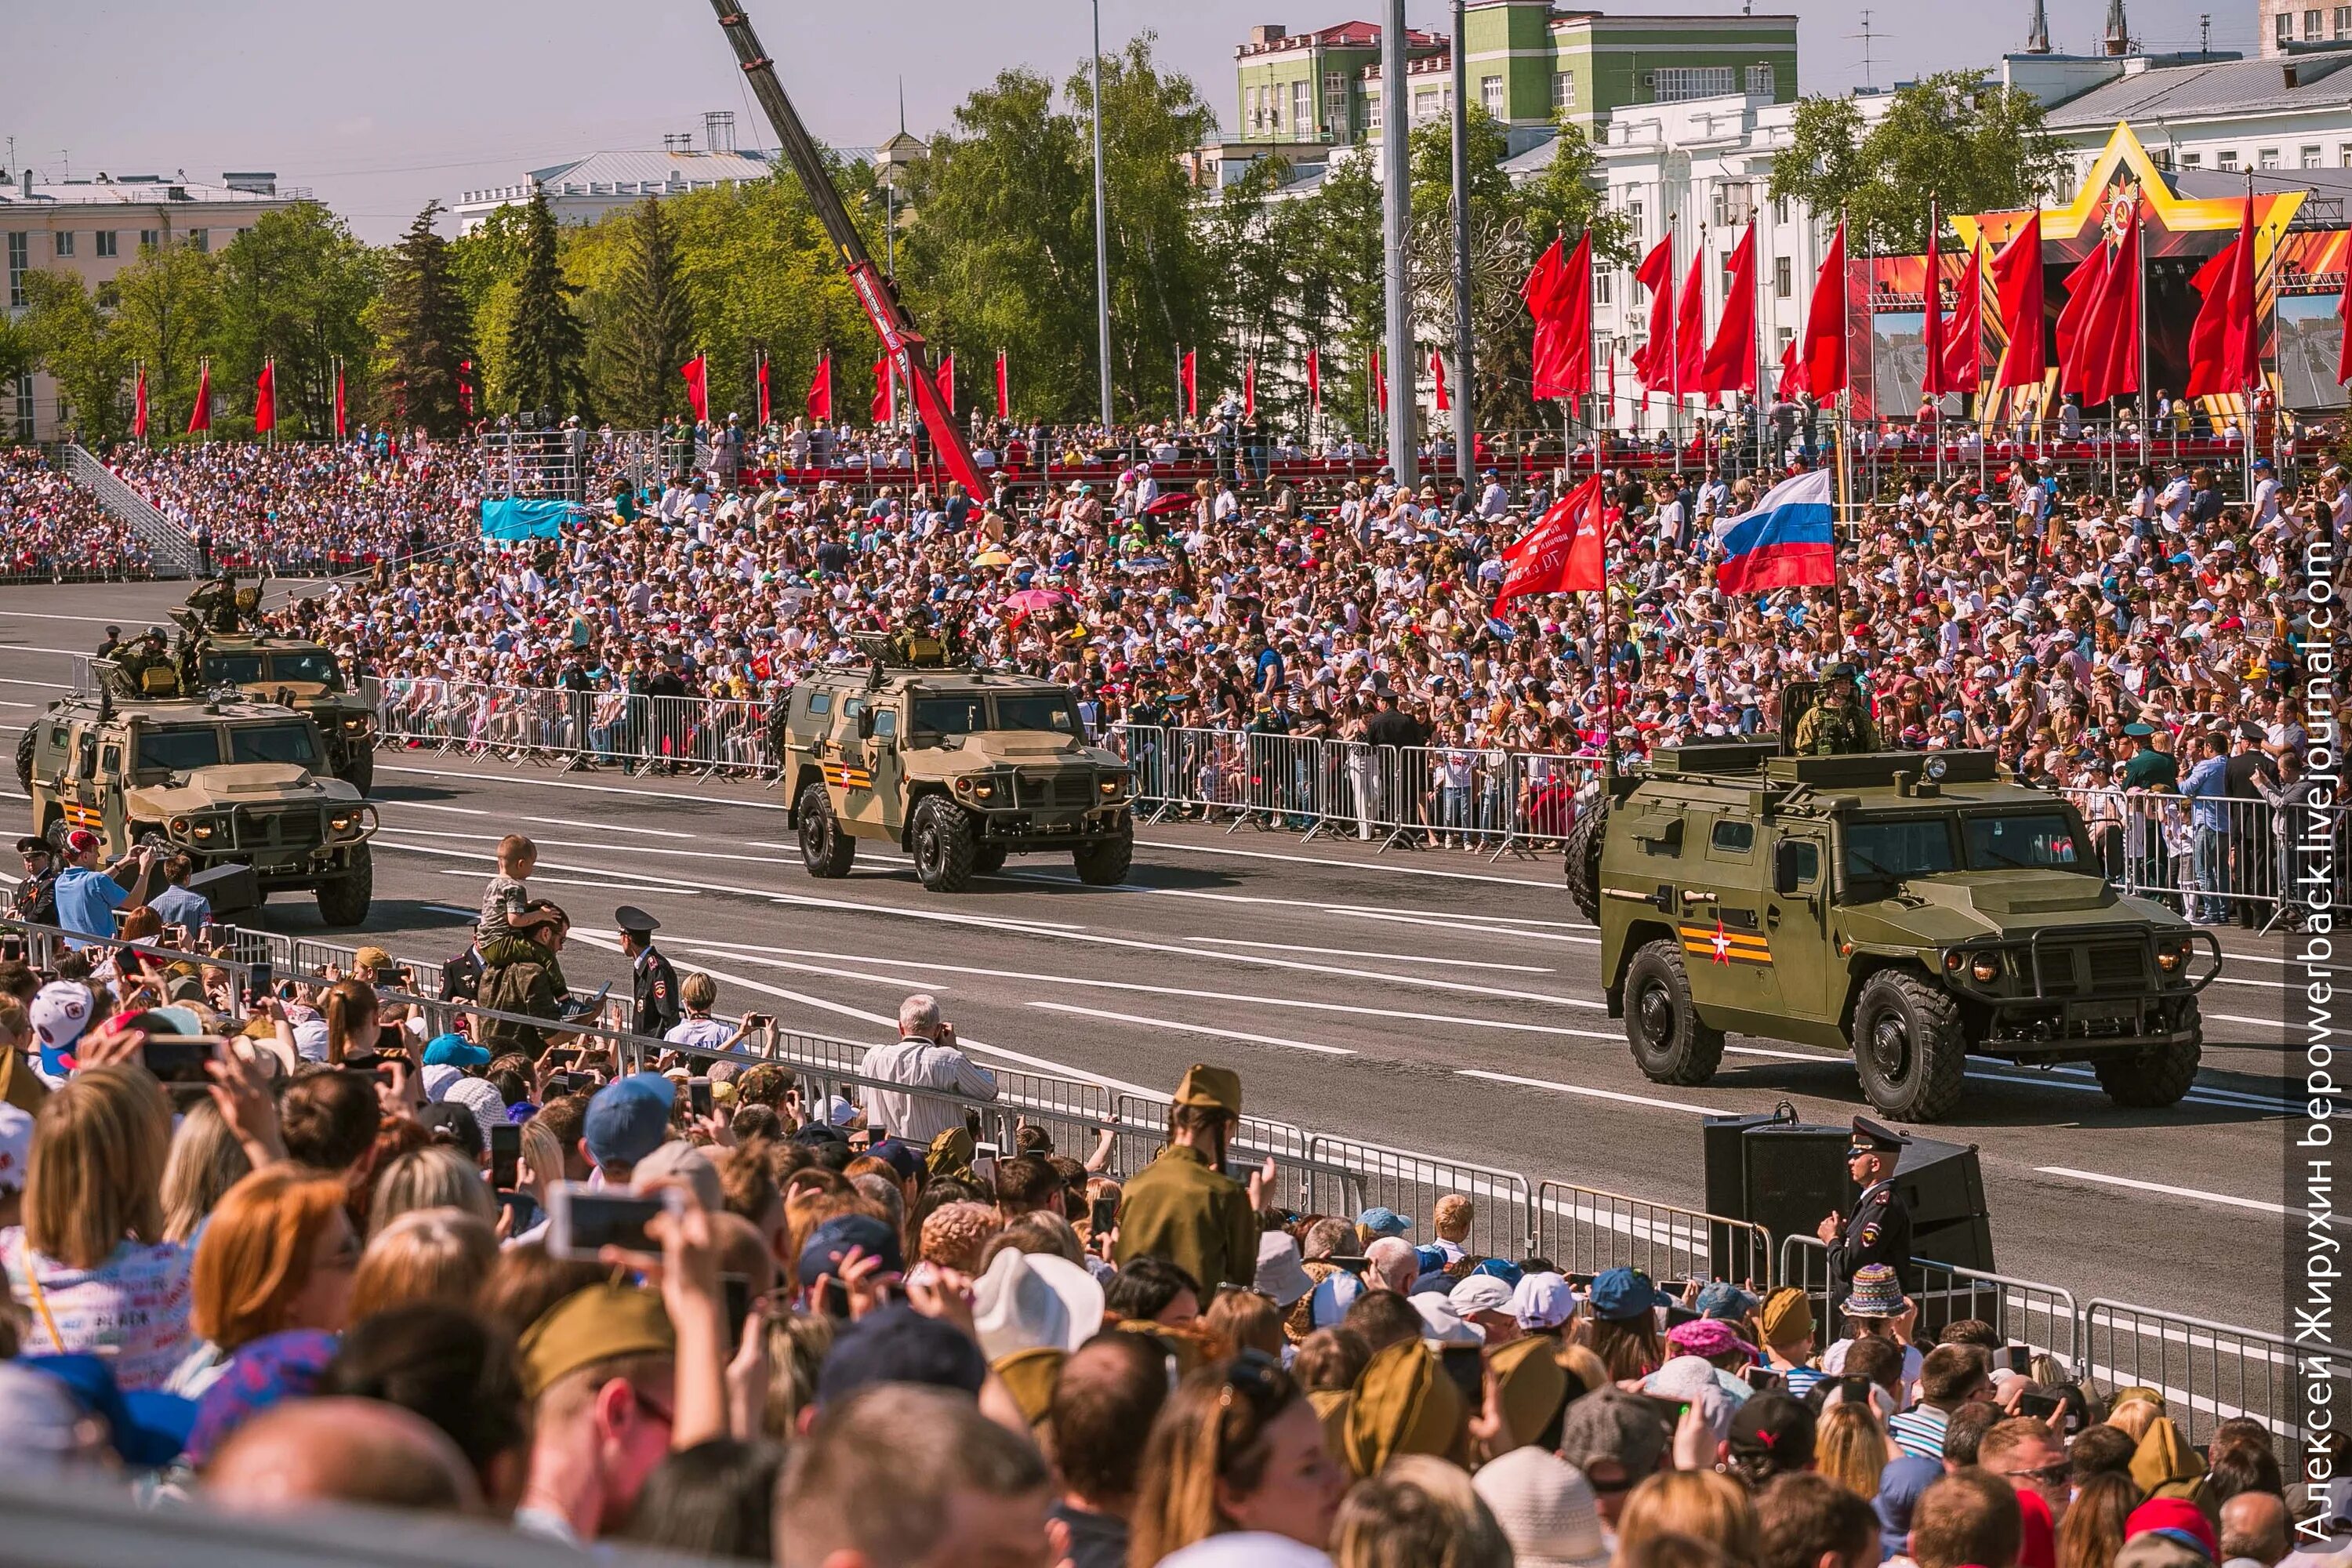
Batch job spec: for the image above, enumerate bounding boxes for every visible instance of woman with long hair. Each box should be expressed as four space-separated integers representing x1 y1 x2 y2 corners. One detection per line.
350 1207 498 1321
1814 1396 1891 1500
1614 1472 1762 1568
324 978 380 1064
169 1163 360 1396
1 1065 190 1388
368 1145 498 1236
1127 1352 1348 1566
161 1097 254 1245
1331 1455 1512 1568
2054 1472 2141 1568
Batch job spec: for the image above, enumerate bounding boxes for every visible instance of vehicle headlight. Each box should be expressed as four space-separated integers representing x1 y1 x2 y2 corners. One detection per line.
2155 941 2183 973
343 715 372 733
1924 756 1949 782
1970 953 2001 983
328 811 359 835
972 782 996 801
1943 949 1965 974
1098 775 1125 797
169 815 191 837
191 822 216 841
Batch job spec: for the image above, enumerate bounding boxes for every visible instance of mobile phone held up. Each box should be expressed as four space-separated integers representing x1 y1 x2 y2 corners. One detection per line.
546 1182 684 1262
488 1122 522 1192
139 1035 218 1088
688 1077 714 1119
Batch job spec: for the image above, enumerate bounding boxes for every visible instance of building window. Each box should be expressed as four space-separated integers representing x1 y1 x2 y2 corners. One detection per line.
140 228 160 250
95 230 117 257
1774 194 1792 225
1595 270 1613 306
2343 142 2352 165
1628 199 1644 245
1481 74 1504 114
1653 66 1736 102
2182 151 2202 166
1324 71 1348 129
1367 89 1382 131
2280 9 2296 43
1745 63 1775 96
2338 5 2352 35
1552 71 1575 109
13 374 32 441
5 233 25 308
2218 148 2239 169
1775 256 1793 298
2308 8 2325 38
1293 80 1311 133
190 228 209 252
1413 87 1442 122
1775 326 1795 360
2307 144 2325 168
53 230 74 259
2259 147 2281 169
1711 181 1753 227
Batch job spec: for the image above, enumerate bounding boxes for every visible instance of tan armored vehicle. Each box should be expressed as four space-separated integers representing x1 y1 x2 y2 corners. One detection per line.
173 576 377 793
779 637 1134 892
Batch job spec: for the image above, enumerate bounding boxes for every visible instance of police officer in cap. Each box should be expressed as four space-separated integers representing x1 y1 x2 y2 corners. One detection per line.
1817 1116 1914 1298
617 906 680 1040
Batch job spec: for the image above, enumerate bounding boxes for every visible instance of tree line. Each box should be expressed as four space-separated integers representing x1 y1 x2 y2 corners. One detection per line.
1 42 2057 447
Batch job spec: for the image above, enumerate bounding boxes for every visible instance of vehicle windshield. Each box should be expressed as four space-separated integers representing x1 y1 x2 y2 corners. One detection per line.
201 653 266 685
909 693 1080 736
227 724 318 765
136 727 224 771
1842 816 1958 885
911 695 989 735
267 652 345 690
993 694 1080 735
1964 811 2091 873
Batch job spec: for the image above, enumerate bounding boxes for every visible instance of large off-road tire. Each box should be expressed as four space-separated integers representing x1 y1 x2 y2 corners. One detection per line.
972 844 1009 876
341 744 375 797
2093 996 2203 1108
797 782 857 878
315 843 373 927
14 727 34 796
1852 968 1969 1121
910 796 978 892
1073 830 1134 887
1624 938 1726 1085
1564 787 1608 924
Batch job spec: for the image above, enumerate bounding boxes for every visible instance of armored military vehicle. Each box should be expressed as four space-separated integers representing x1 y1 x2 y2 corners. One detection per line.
779 638 1134 893
1566 732 2219 1120
172 576 376 793
20 688 378 927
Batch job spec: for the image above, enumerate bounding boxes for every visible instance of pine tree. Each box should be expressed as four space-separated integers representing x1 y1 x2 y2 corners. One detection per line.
376 201 470 435
586 198 692 428
502 185 588 420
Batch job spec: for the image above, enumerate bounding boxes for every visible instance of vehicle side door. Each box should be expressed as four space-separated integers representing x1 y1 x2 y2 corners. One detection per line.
60 722 106 844
1766 826 1835 1025
97 735 130 849
861 702 906 836
833 694 881 827
1681 811 1786 1024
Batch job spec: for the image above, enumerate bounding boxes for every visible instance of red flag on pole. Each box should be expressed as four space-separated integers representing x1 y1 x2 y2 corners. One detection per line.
681 354 710 423
1243 358 1256 421
1180 350 1197 417
253 358 275 434
2185 198 2259 397
1943 238 1984 394
333 359 347 437
757 354 772 425
2339 262 2352 386
1431 349 1450 412
806 354 833 423
937 351 955 416
457 359 474 417
132 364 149 441
2060 200 2140 407
1372 347 1388 414
870 357 895 425
1990 212 2046 391
1700 223 1758 397
994 350 1010 419
1493 475 1606 614
1305 348 1322 410
1777 330 1808 399
1554 232 1595 400
1634 236 1675 393
1796 223 1849 398
187 361 212 434
1921 209 1949 400
2053 238 2111 383
1673 241 1708 395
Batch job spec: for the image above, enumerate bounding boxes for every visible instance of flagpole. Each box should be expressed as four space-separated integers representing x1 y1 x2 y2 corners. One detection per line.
2246 171 2260 502
1929 195 1944 493
1668 212 1681 478
1836 209 1851 526
2136 194 2150 472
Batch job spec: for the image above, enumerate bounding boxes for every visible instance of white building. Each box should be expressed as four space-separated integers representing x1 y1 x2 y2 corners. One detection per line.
2021 47 2352 177
452 114 803 234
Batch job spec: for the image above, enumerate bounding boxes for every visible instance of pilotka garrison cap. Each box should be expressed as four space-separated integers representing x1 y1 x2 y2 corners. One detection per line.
1173 1063 1242 1116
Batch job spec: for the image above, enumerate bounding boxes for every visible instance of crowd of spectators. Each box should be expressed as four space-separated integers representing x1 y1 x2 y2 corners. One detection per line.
0 448 155 582
0 886 2326 1566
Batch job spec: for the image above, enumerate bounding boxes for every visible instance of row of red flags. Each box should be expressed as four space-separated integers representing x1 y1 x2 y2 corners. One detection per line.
132 358 350 439
686 349 1015 427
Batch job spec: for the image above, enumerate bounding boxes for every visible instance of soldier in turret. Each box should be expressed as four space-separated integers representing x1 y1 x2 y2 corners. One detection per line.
1792 663 1881 756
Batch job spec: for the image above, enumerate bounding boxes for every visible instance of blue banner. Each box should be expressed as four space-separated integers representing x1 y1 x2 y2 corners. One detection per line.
480 498 573 543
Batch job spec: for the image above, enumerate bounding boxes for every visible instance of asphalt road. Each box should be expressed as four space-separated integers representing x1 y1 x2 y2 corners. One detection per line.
0 583 2296 1332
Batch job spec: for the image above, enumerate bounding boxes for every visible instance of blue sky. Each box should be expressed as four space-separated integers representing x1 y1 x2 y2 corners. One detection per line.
7 0 2264 243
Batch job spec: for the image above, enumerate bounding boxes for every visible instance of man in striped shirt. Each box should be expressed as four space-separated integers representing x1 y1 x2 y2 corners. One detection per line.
1886 1344 1997 1462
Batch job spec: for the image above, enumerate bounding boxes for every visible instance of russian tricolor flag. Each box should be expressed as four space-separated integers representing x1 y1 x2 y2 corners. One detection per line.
1711 469 1835 594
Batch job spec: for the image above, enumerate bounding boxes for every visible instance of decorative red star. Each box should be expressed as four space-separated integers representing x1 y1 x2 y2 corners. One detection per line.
1711 920 1733 964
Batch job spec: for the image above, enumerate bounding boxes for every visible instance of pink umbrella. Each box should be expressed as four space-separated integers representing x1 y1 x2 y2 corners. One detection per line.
1004 587 1071 612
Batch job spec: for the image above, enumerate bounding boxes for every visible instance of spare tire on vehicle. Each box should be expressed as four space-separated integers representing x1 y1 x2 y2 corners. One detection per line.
1563 783 1608 924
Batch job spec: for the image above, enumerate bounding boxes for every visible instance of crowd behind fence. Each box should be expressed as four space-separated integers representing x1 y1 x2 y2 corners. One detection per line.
359 675 2337 914
4 909 2326 1461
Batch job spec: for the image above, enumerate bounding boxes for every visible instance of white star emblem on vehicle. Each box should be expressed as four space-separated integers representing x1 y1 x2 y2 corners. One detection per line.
1711 921 1733 964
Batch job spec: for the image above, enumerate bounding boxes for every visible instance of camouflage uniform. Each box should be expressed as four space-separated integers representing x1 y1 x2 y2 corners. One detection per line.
1794 670 1880 756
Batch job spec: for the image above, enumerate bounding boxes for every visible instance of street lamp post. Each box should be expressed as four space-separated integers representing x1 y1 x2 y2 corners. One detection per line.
1090 0 1116 431
1449 0 1475 492
1381 0 1416 490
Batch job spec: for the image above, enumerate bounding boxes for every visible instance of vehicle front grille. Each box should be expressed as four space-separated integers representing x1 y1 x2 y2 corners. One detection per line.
234 807 323 852
2030 939 2148 996
1014 774 1092 808
1053 776 1091 807
2085 942 2146 989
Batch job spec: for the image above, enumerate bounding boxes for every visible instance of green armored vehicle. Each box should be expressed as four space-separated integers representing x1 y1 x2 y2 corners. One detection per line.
780 635 1134 893
1566 726 2219 1120
20 688 378 927
172 576 376 793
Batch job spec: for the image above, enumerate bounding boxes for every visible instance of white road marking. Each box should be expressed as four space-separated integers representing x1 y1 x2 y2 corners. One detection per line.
380 763 788 811
0 676 71 690
0 644 95 659
0 700 35 710
1132 836 1559 888
1186 936 1554 974
2209 1014 2281 1029
1026 1000 1355 1056
434 866 694 897
421 905 482 919
2034 1166 2288 1214
387 799 697 839
0 608 134 624
1457 1068 1731 1116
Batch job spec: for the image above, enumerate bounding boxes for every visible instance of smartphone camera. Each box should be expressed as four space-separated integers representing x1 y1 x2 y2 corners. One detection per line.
546 1181 682 1261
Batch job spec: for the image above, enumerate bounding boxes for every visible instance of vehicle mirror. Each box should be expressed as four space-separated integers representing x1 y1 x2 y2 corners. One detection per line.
856 707 877 740
1774 841 1806 896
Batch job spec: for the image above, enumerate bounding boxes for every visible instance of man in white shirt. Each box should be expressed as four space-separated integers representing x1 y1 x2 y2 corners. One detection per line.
857 993 998 1145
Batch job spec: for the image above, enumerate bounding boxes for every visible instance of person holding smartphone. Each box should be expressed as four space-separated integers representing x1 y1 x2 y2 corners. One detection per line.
50 829 161 950
856 993 997 1146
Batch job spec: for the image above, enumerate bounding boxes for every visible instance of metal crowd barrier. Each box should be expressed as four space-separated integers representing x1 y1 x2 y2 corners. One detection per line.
2070 785 2342 927
365 677 784 782
1535 1178 1777 1290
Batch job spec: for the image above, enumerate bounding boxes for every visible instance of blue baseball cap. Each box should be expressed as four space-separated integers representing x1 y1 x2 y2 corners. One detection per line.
1357 1207 1411 1238
583 1073 676 1169
1470 1258 1524 1288
799 1213 904 1287
421 1033 490 1069
815 1302 985 1408
1696 1280 1759 1321
20 1355 197 1468
1588 1266 1669 1323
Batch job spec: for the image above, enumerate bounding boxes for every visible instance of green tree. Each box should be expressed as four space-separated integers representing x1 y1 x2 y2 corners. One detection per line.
0 314 35 436
109 236 220 444
500 186 588 418
19 271 131 443
373 201 472 435
583 198 695 427
1771 72 2065 253
212 201 379 436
